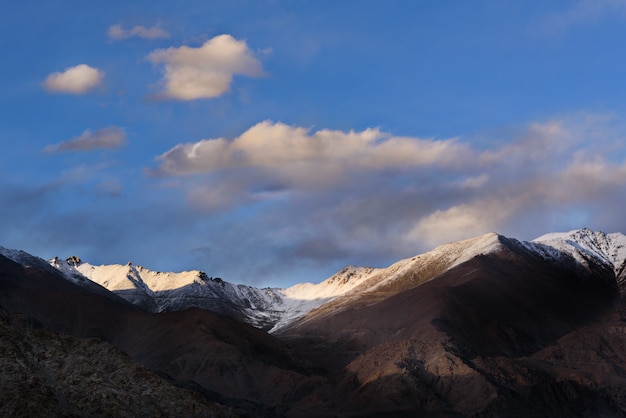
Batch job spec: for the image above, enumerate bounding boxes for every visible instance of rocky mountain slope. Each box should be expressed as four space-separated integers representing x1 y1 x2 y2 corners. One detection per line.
2 228 626 416
0 307 235 418
278 230 626 416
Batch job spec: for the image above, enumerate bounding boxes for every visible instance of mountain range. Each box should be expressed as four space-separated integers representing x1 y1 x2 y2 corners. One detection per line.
1 228 626 416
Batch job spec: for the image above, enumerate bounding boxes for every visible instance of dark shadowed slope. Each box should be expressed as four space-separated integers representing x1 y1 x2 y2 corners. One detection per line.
278 234 626 417
0 307 235 417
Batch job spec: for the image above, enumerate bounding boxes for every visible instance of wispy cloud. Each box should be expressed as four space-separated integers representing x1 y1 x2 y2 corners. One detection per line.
107 24 170 41
147 34 264 100
402 114 625 244
148 114 626 270
96 178 122 197
43 64 104 94
535 0 626 36
44 127 126 153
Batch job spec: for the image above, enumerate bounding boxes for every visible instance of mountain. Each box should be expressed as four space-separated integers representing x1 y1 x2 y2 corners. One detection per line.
33 231 521 332
44 252 384 332
2 227 626 417
0 252 308 416
41 228 626 333
278 229 626 416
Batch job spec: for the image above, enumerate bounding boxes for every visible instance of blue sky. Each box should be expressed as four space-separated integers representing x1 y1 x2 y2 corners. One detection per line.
2 0 626 287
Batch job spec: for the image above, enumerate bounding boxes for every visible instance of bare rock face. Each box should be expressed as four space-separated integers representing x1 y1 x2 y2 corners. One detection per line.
0 308 236 418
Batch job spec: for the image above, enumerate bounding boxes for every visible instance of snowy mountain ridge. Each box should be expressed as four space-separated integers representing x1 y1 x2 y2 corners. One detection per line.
3 227 625 331
367 231 505 293
45 233 510 331
50 258 298 331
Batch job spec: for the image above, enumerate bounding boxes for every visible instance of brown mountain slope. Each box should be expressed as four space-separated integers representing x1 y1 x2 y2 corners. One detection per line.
278 235 625 417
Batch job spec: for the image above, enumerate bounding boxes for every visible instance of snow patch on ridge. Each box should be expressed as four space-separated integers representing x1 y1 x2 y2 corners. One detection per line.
48 258 377 332
532 228 626 280
427 232 504 269
365 232 505 292
0 246 52 271
284 266 378 300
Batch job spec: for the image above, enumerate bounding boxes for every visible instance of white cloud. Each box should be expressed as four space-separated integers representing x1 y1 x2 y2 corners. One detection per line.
147 34 263 100
153 120 469 179
44 127 126 153
43 64 104 94
108 24 170 41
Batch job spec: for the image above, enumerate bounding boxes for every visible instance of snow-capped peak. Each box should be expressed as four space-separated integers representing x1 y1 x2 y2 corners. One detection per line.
532 228 626 280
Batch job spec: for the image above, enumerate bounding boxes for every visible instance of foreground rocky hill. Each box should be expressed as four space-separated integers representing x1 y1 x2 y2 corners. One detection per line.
0 307 235 417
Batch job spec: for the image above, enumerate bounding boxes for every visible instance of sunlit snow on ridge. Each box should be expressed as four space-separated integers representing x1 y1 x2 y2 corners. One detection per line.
3 228 625 333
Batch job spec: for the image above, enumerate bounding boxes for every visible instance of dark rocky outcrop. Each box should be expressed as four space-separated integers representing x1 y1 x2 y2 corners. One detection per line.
0 307 235 417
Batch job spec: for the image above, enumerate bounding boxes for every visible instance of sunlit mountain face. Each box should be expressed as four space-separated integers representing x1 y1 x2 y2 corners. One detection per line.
2 228 626 417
